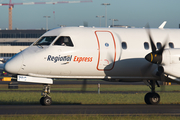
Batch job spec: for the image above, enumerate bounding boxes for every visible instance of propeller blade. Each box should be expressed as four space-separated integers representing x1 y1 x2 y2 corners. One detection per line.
141 62 153 75
149 33 157 52
160 84 165 91
157 66 166 91
160 72 165 82
107 52 114 64
160 74 166 92
146 24 156 52
157 38 168 55
81 79 87 92
145 26 168 64
159 81 165 92
144 24 168 91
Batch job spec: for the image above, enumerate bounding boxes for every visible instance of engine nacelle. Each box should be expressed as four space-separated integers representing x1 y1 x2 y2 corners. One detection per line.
162 49 180 65
162 48 180 78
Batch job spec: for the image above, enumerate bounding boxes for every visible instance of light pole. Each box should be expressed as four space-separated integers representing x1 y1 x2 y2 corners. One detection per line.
101 3 110 27
96 15 104 27
109 19 118 27
43 16 50 31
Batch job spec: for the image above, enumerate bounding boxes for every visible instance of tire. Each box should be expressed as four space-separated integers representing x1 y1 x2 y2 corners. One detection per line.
144 92 151 105
144 92 160 105
40 97 52 106
40 97 45 105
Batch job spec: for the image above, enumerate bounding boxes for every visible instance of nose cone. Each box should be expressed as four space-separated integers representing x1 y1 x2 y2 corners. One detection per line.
145 52 162 64
145 53 151 62
4 53 23 74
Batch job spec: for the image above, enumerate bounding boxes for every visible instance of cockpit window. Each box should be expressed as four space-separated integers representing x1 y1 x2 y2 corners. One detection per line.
53 36 74 47
34 36 56 46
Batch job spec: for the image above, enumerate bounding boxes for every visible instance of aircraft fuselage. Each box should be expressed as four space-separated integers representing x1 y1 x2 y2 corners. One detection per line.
5 27 180 82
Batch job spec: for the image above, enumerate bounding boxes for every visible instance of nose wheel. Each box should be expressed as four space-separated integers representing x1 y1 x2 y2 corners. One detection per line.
40 84 52 106
40 96 52 106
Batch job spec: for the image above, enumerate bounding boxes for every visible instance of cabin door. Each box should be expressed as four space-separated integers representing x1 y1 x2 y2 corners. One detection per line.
95 31 116 71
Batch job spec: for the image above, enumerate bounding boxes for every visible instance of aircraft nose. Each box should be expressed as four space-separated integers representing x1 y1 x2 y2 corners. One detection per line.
4 53 23 74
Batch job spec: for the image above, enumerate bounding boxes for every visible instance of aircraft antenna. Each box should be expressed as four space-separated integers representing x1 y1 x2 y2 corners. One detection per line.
0 0 93 30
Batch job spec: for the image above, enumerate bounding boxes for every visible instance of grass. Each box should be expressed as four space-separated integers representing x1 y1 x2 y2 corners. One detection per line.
0 115 180 120
0 92 180 105
0 84 179 105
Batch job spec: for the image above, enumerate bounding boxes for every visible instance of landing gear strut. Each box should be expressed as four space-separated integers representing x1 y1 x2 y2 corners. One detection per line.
40 84 52 106
144 80 160 105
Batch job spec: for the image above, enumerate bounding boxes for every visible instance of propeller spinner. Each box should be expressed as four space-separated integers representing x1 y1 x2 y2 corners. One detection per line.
145 26 167 65
145 46 165 64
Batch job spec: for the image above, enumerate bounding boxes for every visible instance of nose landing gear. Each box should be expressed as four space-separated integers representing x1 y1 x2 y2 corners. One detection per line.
40 84 52 106
144 80 160 105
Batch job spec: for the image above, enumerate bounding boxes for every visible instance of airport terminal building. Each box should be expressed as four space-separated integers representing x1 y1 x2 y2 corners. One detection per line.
0 29 46 75
0 29 46 59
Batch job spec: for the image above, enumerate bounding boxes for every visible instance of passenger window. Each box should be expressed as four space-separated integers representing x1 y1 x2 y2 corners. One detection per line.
54 36 73 47
144 42 149 50
156 42 162 50
169 42 174 48
34 36 56 46
122 42 127 49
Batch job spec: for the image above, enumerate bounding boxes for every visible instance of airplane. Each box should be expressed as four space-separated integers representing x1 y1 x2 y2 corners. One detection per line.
4 23 180 106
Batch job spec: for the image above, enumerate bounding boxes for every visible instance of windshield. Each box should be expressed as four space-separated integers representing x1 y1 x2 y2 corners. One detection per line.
34 36 56 46
53 36 74 47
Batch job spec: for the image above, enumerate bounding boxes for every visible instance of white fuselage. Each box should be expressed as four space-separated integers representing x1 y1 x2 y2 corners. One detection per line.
5 27 180 82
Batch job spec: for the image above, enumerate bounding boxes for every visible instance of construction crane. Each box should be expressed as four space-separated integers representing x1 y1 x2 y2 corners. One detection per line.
0 0 92 30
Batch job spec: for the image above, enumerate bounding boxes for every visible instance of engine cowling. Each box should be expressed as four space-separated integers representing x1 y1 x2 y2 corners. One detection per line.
162 49 180 78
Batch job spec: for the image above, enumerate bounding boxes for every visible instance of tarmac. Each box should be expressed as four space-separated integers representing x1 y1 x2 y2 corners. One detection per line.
0 104 180 115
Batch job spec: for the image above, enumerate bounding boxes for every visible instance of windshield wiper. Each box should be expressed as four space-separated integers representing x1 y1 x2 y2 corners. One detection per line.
36 44 43 48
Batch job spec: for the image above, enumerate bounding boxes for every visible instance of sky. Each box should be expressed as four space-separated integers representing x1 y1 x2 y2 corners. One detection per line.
0 0 180 29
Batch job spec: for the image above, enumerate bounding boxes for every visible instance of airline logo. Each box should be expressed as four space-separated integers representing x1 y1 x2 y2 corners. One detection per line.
73 56 93 63
47 55 93 63
47 55 72 63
